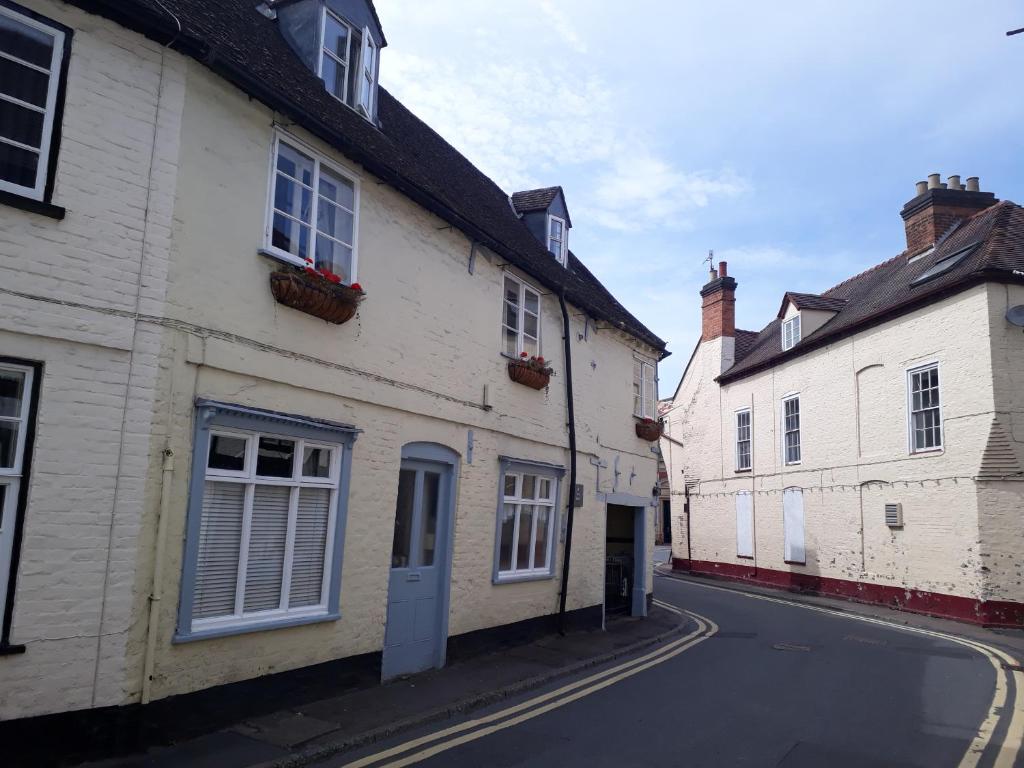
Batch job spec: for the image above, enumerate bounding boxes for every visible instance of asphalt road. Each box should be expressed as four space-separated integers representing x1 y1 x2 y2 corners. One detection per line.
333 575 1019 768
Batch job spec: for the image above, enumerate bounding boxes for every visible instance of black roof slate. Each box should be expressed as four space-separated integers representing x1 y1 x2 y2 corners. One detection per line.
777 292 848 317
512 186 563 214
720 201 1024 382
75 0 665 353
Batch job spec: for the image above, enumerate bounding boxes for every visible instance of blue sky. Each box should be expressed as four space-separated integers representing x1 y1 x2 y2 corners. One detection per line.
377 1 1024 395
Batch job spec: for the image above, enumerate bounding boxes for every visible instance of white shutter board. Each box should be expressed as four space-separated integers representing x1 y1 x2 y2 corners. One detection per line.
289 487 330 608
735 492 754 558
783 489 805 564
194 482 244 619
243 485 290 612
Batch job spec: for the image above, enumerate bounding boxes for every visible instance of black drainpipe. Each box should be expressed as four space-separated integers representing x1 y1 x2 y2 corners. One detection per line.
557 292 578 636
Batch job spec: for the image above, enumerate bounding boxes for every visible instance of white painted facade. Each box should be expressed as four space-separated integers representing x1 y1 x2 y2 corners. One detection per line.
0 0 660 720
663 280 1024 613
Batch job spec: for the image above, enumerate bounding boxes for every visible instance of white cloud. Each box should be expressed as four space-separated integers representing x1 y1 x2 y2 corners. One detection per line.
535 0 588 54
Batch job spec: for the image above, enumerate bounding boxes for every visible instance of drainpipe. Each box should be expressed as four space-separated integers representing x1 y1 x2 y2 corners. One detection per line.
141 447 174 705
557 291 578 636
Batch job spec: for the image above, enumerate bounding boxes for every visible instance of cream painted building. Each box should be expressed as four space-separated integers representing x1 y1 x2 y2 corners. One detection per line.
663 177 1024 627
0 0 667 736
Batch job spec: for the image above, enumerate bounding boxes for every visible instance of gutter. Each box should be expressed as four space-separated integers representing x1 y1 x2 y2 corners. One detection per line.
556 292 578 635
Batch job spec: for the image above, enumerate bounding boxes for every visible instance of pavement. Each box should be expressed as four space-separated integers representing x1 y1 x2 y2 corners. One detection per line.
76 603 687 768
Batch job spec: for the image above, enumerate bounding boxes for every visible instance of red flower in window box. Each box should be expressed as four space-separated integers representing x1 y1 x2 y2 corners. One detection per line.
508 355 555 390
269 265 365 325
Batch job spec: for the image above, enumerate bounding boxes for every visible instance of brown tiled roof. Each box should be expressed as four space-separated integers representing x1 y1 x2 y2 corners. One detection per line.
733 330 760 364
719 201 1024 383
511 187 562 214
777 292 848 317
76 0 665 353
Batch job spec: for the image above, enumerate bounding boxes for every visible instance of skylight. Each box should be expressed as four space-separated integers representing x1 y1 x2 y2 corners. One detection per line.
909 242 980 287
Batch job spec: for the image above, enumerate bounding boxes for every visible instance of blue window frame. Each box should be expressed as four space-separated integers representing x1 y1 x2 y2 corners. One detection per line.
493 457 564 584
175 400 358 642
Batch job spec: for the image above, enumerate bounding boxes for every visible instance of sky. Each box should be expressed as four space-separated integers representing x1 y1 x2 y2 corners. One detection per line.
375 1 1024 396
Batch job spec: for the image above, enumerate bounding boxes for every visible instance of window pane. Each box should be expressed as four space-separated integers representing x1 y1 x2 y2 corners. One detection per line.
521 474 536 499
391 469 414 568
523 312 538 339
0 14 54 68
271 213 310 260
0 369 25 418
194 481 244 619
0 57 49 108
346 30 362 107
0 421 17 469
524 290 539 315
0 100 44 148
322 15 350 61
243 485 290 612
498 504 516 572
539 478 552 500
504 473 517 497
274 174 313 223
276 142 314 187
504 278 519 305
319 169 355 210
504 327 518 357
314 235 353 282
504 301 519 330
316 198 354 243
0 140 38 188
522 336 539 358
420 471 440 567
302 446 331 478
208 434 247 472
516 505 534 569
533 507 550 569
256 436 295 478
320 54 346 100
289 487 330 608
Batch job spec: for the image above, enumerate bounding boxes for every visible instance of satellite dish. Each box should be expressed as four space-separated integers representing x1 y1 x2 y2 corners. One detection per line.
1007 305 1024 327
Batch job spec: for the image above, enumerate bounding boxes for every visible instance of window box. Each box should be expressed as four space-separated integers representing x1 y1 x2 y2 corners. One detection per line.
270 268 364 324
507 357 553 390
634 417 662 442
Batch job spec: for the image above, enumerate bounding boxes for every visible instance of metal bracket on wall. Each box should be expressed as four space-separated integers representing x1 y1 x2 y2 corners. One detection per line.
466 429 474 464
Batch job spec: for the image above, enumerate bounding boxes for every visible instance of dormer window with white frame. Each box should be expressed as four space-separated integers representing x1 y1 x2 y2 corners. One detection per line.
547 215 567 266
781 315 801 351
318 9 377 119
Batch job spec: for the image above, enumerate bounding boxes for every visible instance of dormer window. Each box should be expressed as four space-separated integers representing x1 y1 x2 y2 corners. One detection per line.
547 215 567 265
782 315 801 351
318 9 377 118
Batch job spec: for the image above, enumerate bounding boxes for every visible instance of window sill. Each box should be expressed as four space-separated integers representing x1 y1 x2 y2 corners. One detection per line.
784 461 802 467
736 555 754 561
784 560 806 566
734 468 752 474
909 447 944 457
173 610 339 644
0 190 65 220
493 571 555 585
0 642 27 656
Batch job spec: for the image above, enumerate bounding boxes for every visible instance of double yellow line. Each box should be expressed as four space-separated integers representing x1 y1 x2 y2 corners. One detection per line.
661 576 1024 768
342 605 718 768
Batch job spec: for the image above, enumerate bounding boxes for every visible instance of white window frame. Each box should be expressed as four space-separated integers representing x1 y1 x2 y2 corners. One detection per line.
781 315 801 351
781 394 801 465
263 131 361 282
633 359 657 419
907 362 943 454
494 466 560 583
0 361 34 634
735 408 752 471
187 427 342 636
501 273 542 358
357 26 377 117
0 3 65 201
547 214 567 266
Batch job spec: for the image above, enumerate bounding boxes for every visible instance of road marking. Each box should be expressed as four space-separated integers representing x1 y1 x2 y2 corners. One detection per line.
658 574 1024 767
341 609 718 768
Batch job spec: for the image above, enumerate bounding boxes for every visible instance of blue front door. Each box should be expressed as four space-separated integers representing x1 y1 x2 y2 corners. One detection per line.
383 459 452 680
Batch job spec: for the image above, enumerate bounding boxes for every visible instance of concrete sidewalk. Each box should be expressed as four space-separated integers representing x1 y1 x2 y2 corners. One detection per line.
77 606 688 768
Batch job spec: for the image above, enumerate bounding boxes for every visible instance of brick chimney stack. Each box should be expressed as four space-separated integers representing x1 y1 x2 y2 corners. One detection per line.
900 174 998 255
700 261 736 342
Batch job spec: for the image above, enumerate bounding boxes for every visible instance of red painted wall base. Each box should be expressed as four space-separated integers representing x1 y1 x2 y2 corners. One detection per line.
671 557 1024 628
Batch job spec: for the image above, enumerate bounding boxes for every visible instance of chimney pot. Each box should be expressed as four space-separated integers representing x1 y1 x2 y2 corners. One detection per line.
927 173 941 190
718 261 728 278
901 174 998 254
947 175 961 191
965 176 980 192
915 181 928 195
